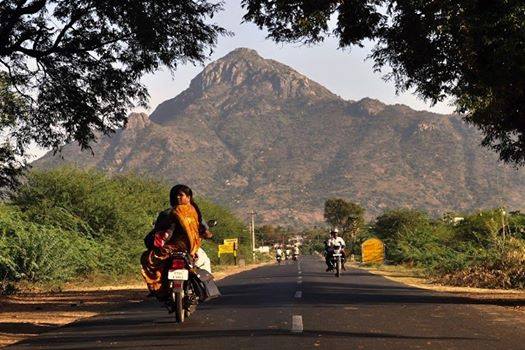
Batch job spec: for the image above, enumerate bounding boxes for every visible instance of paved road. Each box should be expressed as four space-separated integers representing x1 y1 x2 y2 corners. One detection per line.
8 256 525 349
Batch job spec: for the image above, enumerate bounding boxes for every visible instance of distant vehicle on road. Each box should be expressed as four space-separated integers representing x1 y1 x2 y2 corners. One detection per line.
275 247 283 264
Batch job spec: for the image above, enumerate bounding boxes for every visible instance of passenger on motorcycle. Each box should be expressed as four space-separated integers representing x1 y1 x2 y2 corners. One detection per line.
141 184 213 300
324 229 346 271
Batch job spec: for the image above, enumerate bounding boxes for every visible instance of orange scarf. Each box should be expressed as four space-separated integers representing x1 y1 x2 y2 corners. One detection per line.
172 204 201 256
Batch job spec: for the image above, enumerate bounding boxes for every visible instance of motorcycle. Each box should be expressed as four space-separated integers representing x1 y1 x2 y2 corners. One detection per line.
285 250 292 260
330 245 345 277
165 220 220 323
292 253 299 261
276 254 282 265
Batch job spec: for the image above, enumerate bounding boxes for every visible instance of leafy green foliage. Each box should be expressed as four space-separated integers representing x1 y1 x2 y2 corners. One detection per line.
255 225 295 246
370 206 525 288
324 198 365 246
242 0 525 165
11 167 168 241
0 203 102 282
371 208 431 263
1 167 249 286
0 0 229 186
197 196 251 264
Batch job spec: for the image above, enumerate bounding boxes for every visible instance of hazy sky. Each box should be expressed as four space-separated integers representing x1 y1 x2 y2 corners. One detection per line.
139 0 454 115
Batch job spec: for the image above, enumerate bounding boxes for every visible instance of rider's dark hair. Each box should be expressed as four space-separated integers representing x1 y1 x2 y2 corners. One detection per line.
169 184 204 230
169 184 193 206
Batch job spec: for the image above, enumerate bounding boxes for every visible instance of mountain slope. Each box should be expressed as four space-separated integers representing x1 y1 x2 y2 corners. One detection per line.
34 48 525 224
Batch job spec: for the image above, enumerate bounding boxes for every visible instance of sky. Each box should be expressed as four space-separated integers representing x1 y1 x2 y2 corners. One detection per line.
30 0 453 160
138 0 454 116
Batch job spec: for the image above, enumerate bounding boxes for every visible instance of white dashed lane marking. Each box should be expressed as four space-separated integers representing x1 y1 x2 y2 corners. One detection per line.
294 291 302 298
291 315 303 333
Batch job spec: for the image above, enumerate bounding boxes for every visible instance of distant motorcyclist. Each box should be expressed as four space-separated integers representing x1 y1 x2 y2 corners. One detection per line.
324 228 346 271
275 246 283 263
285 248 292 260
292 245 300 261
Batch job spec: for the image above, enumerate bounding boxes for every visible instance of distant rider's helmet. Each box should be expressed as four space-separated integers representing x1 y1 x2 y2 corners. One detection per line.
330 228 339 236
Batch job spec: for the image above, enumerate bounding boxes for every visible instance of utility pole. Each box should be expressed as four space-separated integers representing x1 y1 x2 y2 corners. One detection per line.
249 210 256 261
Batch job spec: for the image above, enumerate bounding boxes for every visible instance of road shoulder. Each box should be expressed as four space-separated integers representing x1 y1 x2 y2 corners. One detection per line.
354 263 525 312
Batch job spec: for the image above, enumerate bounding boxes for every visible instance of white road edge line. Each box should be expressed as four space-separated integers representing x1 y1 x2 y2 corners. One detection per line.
291 315 303 333
294 291 302 298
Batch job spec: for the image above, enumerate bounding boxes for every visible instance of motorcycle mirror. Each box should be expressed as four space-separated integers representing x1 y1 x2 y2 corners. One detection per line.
207 219 218 228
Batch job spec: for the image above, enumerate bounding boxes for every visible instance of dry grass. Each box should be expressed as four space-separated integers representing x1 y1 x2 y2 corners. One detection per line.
355 262 525 309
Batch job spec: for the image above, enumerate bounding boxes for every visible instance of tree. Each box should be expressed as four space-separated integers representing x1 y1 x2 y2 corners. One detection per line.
372 208 431 262
242 0 525 165
0 0 228 188
324 198 364 243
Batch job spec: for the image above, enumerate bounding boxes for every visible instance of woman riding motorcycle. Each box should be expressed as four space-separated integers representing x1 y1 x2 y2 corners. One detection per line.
140 184 213 300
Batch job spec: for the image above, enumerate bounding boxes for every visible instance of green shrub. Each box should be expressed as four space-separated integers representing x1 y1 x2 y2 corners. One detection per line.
0 215 102 282
372 208 432 263
453 210 504 247
2 167 250 285
12 167 169 241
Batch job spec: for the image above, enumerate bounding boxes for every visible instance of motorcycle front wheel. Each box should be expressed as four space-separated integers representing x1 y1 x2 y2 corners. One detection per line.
171 289 185 323
335 259 341 278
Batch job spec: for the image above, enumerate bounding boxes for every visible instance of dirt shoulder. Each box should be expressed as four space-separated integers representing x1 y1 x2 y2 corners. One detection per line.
0 262 271 348
354 263 525 311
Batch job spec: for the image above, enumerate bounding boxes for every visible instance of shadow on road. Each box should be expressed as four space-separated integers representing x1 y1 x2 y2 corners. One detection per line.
212 280 525 310
8 327 491 349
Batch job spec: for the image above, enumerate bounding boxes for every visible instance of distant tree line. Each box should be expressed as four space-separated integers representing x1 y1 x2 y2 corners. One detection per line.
312 197 525 289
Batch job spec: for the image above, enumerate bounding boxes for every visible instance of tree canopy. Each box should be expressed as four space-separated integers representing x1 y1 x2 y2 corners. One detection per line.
324 198 364 241
0 0 228 188
242 0 525 165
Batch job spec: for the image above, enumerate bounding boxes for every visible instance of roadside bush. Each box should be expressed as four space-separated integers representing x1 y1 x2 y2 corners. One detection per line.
3 167 250 285
12 167 168 241
0 209 102 282
438 238 525 289
453 210 504 247
372 209 432 263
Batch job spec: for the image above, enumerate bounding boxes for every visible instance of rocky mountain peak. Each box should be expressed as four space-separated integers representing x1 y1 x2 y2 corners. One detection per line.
187 47 338 100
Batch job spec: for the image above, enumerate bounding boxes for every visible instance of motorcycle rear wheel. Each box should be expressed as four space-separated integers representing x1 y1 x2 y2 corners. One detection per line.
172 289 185 323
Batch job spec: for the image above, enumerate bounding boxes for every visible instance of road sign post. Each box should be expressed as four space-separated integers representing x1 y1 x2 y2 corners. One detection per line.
218 238 239 265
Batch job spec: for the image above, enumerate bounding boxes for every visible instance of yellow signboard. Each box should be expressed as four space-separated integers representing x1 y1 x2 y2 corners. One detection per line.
223 238 239 248
361 238 384 264
218 244 235 254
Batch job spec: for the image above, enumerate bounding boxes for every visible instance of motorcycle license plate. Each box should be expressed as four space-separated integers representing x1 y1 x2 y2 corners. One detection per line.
333 253 342 257
168 269 188 280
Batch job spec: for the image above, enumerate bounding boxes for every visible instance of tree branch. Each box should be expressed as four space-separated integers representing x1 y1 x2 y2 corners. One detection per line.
0 58 35 105
0 0 48 54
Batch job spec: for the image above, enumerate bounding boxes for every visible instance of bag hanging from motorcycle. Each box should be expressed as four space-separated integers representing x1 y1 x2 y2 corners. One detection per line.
190 268 221 302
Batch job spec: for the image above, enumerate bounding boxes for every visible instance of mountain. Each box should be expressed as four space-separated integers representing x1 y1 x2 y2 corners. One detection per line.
34 48 525 225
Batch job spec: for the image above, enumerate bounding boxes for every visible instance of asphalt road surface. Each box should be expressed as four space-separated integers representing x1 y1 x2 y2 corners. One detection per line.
7 255 525 349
